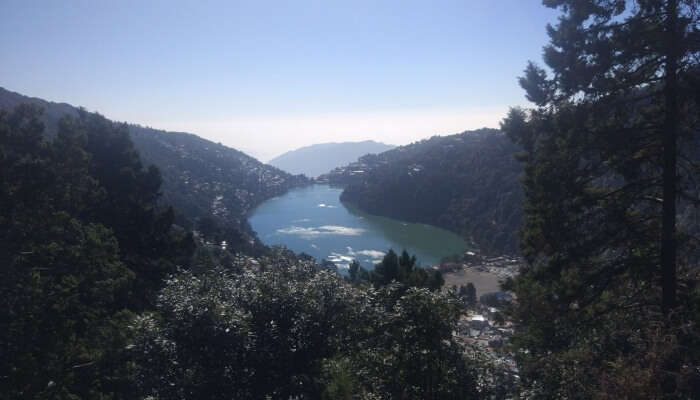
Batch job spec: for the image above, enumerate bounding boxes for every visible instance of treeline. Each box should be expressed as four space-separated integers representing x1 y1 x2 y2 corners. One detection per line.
322 129 523 255
348 249 445 291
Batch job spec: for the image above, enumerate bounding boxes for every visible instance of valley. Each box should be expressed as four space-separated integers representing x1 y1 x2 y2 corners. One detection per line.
4 1 698 397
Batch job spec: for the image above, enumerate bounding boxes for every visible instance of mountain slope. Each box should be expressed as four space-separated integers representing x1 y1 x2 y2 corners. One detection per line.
320 129 523 255
268 140 394 177
0 87 309 252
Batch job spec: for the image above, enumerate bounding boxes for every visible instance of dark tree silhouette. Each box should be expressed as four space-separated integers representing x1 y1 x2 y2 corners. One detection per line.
501 0 700 397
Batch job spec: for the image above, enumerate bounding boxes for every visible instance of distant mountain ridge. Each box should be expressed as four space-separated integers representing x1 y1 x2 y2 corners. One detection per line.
320 129 524 255
0 87 309 253
268 140 394 177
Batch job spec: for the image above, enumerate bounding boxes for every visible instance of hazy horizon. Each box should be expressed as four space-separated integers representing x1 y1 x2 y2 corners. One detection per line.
1 0 558 161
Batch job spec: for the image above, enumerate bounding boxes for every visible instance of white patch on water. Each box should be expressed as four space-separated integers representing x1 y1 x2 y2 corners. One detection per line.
327 252 354 270
277 225 365 239
277 227 318 237
318 225 364 235
317 203 337 208
355 249 385 259
329 247 386 266
328 253 355 263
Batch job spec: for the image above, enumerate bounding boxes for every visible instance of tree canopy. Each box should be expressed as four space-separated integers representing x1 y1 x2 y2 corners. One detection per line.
0 105 194 398
131 250 484 399
369 249 444 291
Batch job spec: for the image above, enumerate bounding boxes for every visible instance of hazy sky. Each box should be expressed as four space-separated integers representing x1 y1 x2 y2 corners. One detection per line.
1 0 559 161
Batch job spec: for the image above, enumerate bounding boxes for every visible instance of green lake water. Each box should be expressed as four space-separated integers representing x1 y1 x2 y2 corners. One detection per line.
248 184 468 270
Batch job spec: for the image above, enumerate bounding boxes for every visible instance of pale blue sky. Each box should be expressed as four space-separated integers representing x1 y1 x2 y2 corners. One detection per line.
1 0 559 161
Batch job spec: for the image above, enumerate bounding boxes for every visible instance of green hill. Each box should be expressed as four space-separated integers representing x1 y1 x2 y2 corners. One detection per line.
0 87 309 252
320 128 523 255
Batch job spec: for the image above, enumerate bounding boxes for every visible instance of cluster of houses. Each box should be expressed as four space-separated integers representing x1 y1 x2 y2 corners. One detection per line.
453 300 520 386
455 302 511 350
438 250 523 383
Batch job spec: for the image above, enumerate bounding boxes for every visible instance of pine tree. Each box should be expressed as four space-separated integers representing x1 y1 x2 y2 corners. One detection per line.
501 0 699 397
348 259 361 282
463 282 477 308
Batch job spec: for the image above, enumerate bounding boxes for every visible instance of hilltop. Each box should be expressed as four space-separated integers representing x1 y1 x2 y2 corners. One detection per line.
268 140 394 178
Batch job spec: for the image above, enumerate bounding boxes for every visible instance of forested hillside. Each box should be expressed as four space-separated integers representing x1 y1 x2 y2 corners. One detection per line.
321 129 523 255
127 126 308 253
0 87 309 253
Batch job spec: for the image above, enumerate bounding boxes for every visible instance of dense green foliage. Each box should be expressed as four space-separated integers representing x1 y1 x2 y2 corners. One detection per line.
130 251 483 399
0 87 309 254
132 258 358 399
368 249 445 291
501 0 700 397
321 129 523 255
0 105 194 398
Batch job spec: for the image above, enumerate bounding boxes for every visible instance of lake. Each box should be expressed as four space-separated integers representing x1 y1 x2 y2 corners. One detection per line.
249 184 468 270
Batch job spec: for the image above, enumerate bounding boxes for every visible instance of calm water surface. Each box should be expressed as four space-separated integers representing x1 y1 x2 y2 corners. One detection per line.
249 184 468 270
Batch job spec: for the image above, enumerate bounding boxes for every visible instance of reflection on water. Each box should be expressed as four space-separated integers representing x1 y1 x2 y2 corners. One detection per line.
249 184 468 270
